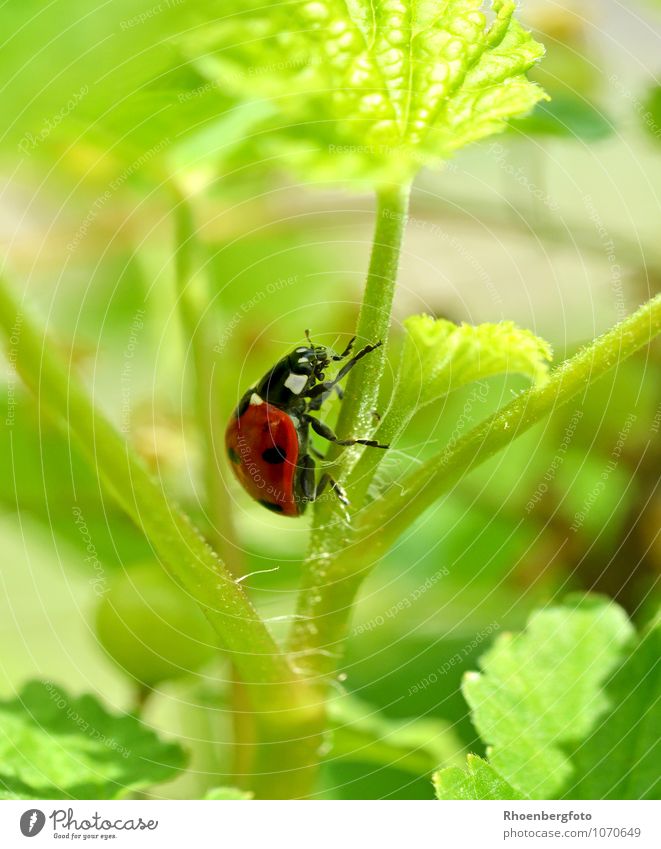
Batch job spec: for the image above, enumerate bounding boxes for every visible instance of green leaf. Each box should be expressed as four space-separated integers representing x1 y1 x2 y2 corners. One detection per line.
436 596 637 800
204 787 253 800
374 315 552 452
434 754 524 800
328 694 464 775
181 0 547 182
399 314 552 405
0 681 187 800
0 1 232 186
464 595 632 799
436 599 661 801
561 617 661 800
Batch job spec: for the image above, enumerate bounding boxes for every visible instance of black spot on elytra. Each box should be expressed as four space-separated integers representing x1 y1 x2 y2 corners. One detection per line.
259 500 284 513
227 446 241 464
261 445 287 464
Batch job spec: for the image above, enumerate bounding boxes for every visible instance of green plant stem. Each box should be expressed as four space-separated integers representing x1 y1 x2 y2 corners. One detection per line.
172 192 257 785
359 294 661 546
288 183 411 677
172 192 244 576
289 294 661 683
326 182 411 468
0 276 309 721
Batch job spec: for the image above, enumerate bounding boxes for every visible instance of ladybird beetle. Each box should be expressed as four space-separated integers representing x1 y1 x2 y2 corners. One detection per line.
225 332 388 516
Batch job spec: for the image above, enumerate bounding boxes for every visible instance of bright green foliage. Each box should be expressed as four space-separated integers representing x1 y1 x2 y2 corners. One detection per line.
434 754 524 799
0 682 186 800
463 595 631 798
395 314 552 408
433 596 661 800
562 617 661 800
205 787 253 800
182 0 547 182
370 314 552 454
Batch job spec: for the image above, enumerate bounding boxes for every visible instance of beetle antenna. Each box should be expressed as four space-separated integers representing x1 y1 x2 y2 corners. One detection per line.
332 335 356 360
305 328 313 347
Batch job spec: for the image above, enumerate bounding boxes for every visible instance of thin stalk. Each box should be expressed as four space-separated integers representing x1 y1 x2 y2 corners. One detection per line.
171 193 255 784
291 295 661 681
0 276 309 719
288 183 411 676
172 192 244 575
359 293 661 546
324 182 411 471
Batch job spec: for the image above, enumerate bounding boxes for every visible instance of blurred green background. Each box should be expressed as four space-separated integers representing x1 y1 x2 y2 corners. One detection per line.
0 0 659 799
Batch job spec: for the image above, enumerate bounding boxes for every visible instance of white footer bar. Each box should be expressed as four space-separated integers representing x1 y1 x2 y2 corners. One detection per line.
0 800 659 848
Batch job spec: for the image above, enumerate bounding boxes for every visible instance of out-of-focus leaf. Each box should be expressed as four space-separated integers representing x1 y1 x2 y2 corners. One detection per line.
0 1 232 185
515 92 613 141
181 0 547 183
328 694 464 775
0 393 152 569
0 681 186 800
434 754 524 799
643 85 661 145
562 616 661 800
204 787 253 800
95 563 217 687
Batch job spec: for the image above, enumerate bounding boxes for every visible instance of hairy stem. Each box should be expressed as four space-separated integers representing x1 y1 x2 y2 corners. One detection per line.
172 192 244 575
359 293 661 546
0 275 309 718
172 192 258 785
289 294 661 682
325 182 411 470
289 183 411 675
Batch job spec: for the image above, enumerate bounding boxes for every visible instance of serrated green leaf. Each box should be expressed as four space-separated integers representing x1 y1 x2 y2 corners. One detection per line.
204 787 253 800
401 314 552 403
561 618 661 800
434 754 524 800
0 682 186 800
181 0 547 182
375 315 552 450
459 595 634 799
435 598 659 800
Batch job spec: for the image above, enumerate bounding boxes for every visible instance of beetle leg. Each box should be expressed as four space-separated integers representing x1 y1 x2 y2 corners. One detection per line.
304 413 389 449
331 336 356 361
331 340 382 382
308 385 344 410
316 473 350 506
299 453 316 501
305 341 382 401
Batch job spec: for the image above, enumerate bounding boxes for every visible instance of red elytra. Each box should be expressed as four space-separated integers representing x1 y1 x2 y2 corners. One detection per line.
225 399 301 517
225 336 388 517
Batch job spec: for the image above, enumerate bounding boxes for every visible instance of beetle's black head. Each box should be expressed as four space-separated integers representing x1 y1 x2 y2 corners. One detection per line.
254 344 331 407
251 331 359 409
